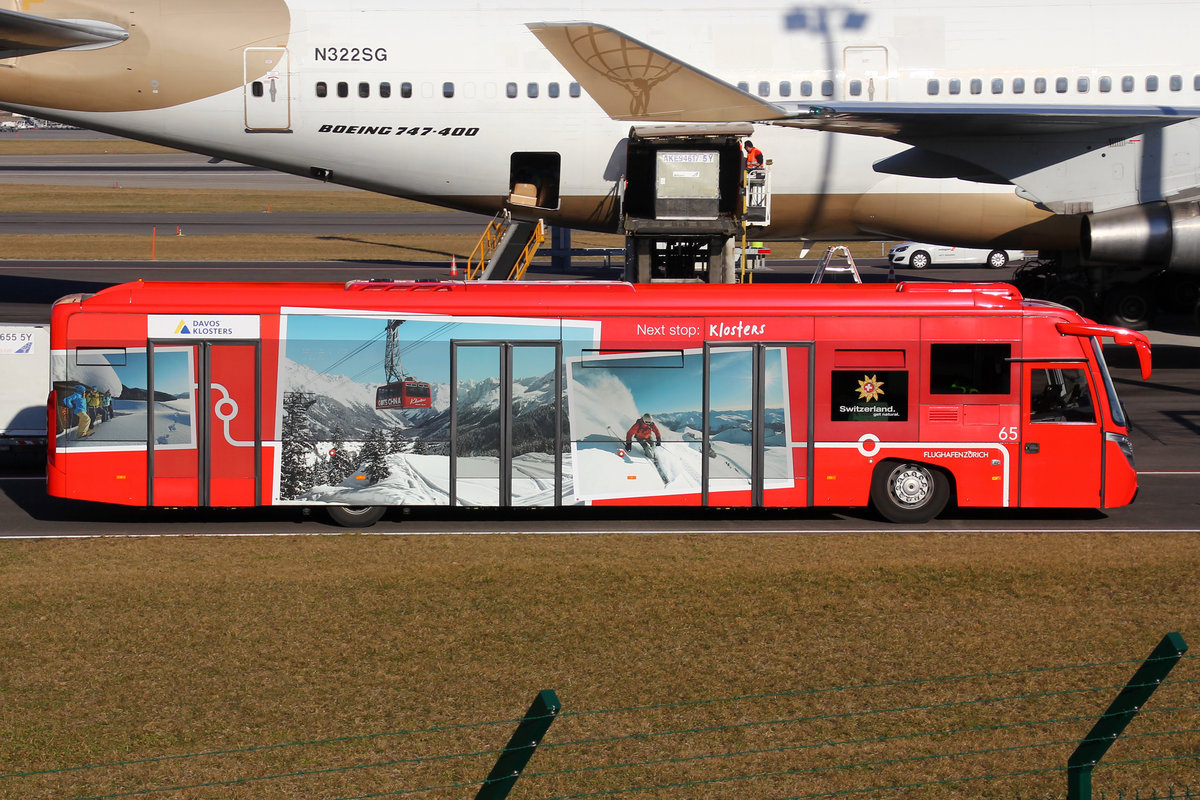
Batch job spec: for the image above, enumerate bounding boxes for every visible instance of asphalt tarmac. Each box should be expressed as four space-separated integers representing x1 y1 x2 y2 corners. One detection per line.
0 134 1195 535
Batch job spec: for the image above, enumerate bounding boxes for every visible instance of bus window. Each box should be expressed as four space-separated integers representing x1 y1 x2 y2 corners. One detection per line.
1029 368 1094 423
929 343 1012 395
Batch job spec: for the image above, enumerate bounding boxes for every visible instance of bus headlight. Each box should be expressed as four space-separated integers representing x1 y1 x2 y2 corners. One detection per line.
1106 431 1135 469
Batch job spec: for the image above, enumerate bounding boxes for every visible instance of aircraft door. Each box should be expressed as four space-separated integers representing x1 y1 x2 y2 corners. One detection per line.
843 46 888 101
244 47 291 131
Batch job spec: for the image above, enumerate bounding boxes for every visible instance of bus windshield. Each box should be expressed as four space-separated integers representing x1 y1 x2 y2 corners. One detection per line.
1091 337 1127 428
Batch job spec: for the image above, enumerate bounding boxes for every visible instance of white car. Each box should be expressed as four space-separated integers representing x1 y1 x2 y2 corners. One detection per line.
888 242 1025 270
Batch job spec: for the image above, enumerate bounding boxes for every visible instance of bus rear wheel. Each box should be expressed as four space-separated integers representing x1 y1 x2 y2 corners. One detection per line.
325 505 386 527
870 461 950 524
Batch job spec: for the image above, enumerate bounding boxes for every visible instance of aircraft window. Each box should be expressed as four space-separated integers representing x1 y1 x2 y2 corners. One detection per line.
1034 77 1047 94
949 78 961 95
380 82 391 98
549 82 560 98
358 82 370 98
969 78 982 95
251 81 264 98
800 81 813 97
506 82 518 98
1099 76 1112 93
1077 77 1089 93
570 82 581 97
779 80 792 97
926 79 939 96
1122 75 1134 92
401 82 413 99
991 78 1003 94
315 81 327 98
337 81 349 98
1012 77 1025 94
443 82 454 98
1146 75 1159 92
527 83 538 98
849 80 862 96
737 81 749 92
758 81 771 97
821 80 834 97
1170 74 1183 91
1055 77 1068 93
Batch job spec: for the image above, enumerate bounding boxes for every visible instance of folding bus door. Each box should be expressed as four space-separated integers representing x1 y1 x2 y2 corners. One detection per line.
450 342 562 507
148 341 261 507
703 343 809 507
1019 361 1102 508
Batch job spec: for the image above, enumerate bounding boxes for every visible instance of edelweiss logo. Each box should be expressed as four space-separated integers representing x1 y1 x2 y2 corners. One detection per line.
856 374 884 402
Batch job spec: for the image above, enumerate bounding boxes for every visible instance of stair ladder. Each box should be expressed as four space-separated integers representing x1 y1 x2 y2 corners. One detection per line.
466 210 545 281
810 245 863 284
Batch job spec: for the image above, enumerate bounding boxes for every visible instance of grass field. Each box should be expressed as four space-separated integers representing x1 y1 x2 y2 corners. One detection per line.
1 532 1197 799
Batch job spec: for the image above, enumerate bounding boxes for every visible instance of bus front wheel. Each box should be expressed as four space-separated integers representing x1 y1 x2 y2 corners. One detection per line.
870 461 950 524
325 505 387 527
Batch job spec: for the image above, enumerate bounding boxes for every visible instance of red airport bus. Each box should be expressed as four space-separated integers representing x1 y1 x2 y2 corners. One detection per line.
47 279 1151 526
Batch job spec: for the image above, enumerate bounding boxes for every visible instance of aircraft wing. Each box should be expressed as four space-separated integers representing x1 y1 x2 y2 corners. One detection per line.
0 8 128 59
526 22 791 123
777 101 1200 138
530 21 1200 213
529 21 1200 135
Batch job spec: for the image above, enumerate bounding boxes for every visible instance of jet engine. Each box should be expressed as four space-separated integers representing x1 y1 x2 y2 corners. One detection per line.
1082 201 1200 272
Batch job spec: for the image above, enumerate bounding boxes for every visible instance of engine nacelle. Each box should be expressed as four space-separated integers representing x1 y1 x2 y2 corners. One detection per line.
1082 201 1200 273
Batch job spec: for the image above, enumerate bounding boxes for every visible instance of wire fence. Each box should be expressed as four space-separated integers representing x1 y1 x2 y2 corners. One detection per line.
4 644 1196 800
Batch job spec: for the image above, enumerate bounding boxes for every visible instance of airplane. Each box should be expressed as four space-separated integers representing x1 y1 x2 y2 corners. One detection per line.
1 0 1198 328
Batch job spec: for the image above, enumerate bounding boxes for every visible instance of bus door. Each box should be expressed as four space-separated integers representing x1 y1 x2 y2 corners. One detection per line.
703 343 809 507
149 341 261 507
1019 361 1102 508
450 342 562 507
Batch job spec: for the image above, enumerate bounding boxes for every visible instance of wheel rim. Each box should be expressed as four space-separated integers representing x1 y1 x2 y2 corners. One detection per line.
911 253 929 268
341 506 374 516
988 251 1007 268
889 464 932 508
1116 293 1149 324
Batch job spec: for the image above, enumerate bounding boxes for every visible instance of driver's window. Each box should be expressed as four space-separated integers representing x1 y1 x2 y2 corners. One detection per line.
1030 368 1095 423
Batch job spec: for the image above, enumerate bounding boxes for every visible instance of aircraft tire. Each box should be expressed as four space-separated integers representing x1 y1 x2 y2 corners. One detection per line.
1103 284 1153 331
1046 283 1093 317
325 505 387 527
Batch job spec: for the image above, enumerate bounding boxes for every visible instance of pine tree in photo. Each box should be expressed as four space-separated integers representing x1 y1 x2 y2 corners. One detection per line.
389 427 407 454
327 425 354 486
280 391 317 500
362 428 391 484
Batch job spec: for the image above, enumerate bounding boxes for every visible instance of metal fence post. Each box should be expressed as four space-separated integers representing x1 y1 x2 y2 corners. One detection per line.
475 689 562 800
1067 632 1189 800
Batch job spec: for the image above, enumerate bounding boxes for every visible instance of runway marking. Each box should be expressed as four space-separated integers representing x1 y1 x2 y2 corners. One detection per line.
5 528 1200 540
1138 471 1200 475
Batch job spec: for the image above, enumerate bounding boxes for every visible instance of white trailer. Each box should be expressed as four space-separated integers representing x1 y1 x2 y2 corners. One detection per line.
0 323 49 454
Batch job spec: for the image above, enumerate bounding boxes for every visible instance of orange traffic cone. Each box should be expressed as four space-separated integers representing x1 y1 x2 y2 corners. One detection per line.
450 255 459 278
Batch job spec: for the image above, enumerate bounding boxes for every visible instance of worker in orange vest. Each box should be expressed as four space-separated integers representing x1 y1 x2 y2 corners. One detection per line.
744 139 764 170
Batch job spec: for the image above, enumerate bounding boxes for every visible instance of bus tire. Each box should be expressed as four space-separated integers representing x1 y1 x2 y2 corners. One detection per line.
325 505 386 527
870 461 950 524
